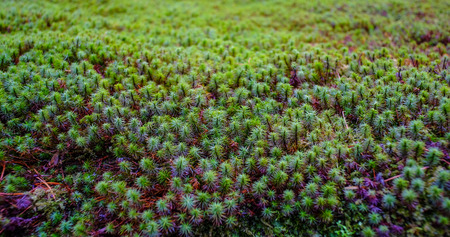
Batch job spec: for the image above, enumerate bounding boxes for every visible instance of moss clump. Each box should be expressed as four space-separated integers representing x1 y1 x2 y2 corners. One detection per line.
0 0 449 236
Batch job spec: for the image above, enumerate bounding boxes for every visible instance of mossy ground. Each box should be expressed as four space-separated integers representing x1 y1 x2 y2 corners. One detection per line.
0 0 449 236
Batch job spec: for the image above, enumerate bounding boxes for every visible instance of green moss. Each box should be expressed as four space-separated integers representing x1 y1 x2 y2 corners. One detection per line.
0 0 449 236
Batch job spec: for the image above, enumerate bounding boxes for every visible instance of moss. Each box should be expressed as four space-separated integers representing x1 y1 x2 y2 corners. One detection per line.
0 0 449 236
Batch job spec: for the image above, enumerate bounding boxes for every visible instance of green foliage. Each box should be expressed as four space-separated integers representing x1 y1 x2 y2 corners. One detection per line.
0 0 449 236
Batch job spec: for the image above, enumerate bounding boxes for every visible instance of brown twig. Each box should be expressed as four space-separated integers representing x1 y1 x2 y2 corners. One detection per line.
0 192 25 196
441 159 450 166
18 205 33 216
33 182 62 186
385 166 429 182
344 186 358 190
342 111 349 129
0 162 5 182
35 176 56 200
384 174 402 182
33 168 56 200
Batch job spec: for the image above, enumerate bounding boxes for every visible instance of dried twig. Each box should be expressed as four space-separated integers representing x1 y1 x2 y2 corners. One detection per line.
0 192 25 196
35 176 56 200
385 166 429 182
33 168 56 200
342 111 349 129
344 186 358 190
18 205 33 216
441 159 450 165
384 174 402 182
0 162 5 182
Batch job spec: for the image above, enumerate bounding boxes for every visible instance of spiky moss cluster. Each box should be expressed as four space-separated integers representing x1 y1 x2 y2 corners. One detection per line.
0 0 449 236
